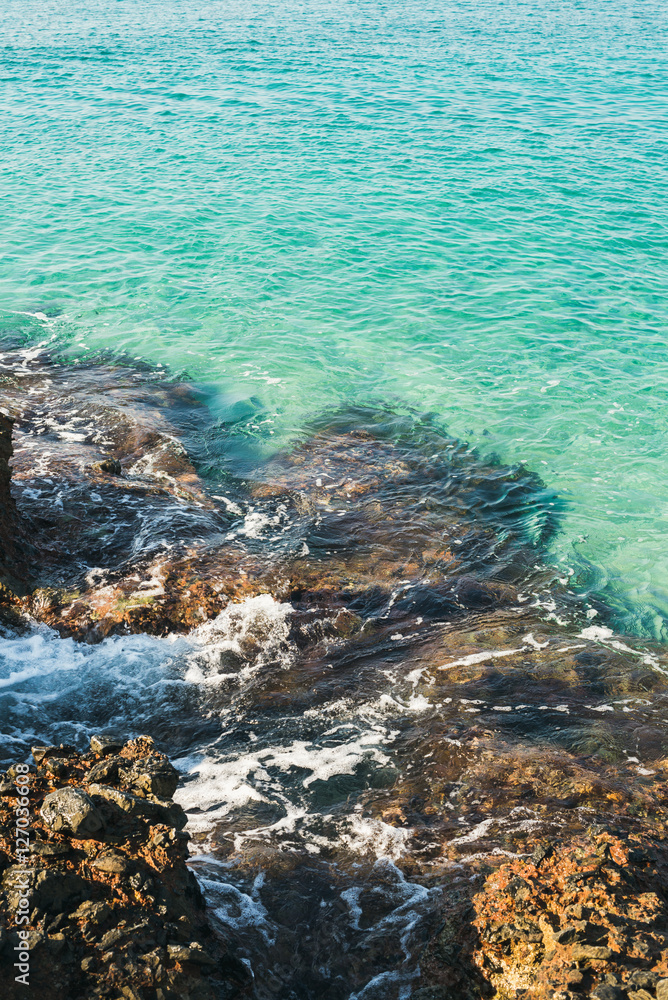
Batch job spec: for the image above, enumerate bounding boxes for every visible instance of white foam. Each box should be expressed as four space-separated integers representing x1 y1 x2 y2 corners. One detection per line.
349 969 416 1000
0 625 189 751
176 725 393 836
522 632 549 650
211 495 244 516
337 816 409 861
341 886 364 929
240 511 275 538
377 693 431 714
437 647 522 670
186 595 294 686
579 624 667 675
579 625 615 642
197 868 274 944
449 817 495 846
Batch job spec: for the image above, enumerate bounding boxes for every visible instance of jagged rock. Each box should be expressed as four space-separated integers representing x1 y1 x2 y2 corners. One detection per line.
41 786 104 837
119 756 180 799
2 867 88 913
32 744 78 764
90 734 125 756
87 756 123 784
70 900 112 924
461 831 668 998
87 782 187 830
0 738 239 1000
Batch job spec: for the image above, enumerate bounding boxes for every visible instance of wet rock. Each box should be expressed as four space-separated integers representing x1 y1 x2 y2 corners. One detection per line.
6 351 668 1000
0 350 565 641
91 457 122 475
0 409 32 597
41 786 104 837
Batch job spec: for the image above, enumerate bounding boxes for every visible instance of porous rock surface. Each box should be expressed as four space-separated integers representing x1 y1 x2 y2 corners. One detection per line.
0 737 249 1000
412 827 668 1000
472 832 668 998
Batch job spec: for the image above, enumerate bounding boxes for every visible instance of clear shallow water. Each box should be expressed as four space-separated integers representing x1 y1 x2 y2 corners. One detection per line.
1 0 668 637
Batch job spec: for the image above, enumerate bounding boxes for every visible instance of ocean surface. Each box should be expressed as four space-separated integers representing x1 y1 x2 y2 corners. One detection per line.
1 0 668 638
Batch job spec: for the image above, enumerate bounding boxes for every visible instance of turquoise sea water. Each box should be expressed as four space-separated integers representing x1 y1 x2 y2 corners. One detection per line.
2 0 668 637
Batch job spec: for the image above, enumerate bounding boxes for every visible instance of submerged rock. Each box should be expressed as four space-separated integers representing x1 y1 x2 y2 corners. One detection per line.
0 350 562 642
0 409 32 598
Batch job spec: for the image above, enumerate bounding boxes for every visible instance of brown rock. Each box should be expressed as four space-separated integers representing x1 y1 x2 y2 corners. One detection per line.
0 738 230 1000
90 851 131 874
572 944 613 962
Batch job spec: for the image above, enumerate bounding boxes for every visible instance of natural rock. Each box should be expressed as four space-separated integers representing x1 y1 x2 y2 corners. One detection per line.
0 408 31 596
41 786 104 837
87 782 186 829
90 734 125 756
90 851 132 874
0 738 238 1000
120 756 180 799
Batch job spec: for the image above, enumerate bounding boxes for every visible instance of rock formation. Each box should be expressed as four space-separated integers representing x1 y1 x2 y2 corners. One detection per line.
0 409 32 599
0 737 249 999
0 349 560 641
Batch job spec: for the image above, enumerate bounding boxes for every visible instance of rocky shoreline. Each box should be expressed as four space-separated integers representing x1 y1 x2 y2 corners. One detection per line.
0 736 249 999
2 348 668 999
5 737 668 1000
